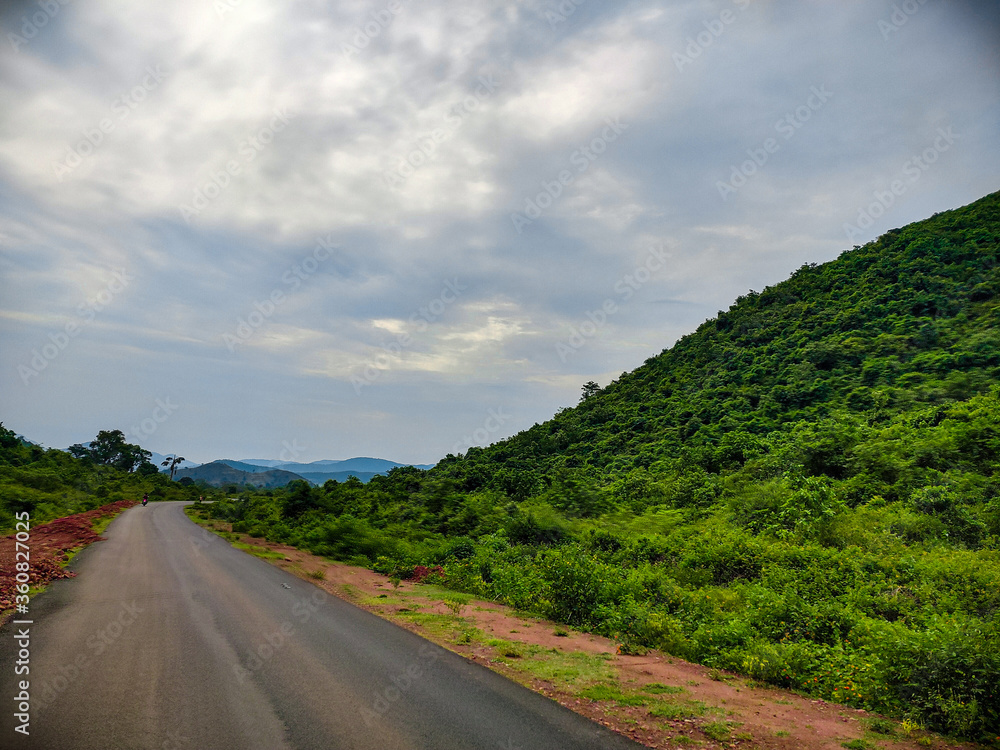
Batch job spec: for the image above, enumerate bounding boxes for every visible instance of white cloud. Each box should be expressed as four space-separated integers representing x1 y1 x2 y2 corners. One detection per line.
0 0 998 461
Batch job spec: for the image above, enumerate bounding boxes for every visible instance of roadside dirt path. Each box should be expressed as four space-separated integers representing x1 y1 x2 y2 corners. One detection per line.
190 514 984 750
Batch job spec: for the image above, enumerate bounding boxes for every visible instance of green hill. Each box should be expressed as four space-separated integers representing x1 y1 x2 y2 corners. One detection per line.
454 189 1000 486
0 428 213 530
175 461 308 488
202 191 1000 740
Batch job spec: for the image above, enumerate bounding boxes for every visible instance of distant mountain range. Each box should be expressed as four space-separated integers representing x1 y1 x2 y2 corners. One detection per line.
172 457 433 488
232 457 434 474
172 463 306 489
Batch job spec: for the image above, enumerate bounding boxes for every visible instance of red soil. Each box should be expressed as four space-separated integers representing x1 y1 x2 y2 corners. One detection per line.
0 500 137 613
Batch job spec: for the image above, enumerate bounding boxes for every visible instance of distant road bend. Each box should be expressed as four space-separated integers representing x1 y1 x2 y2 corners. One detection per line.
0 502 642 749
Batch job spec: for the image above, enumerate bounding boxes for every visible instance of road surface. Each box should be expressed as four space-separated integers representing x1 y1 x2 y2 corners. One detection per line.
0 502 642 749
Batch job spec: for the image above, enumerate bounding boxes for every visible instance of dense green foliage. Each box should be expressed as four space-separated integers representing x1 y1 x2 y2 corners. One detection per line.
68 429 154 473
0 425 212 531
204 193 1000 740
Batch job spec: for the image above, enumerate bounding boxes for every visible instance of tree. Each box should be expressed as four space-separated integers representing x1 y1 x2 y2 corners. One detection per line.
283 479 318 517
71 430 151 472
161 454 185 480
0 423 21 451
580 381 601 402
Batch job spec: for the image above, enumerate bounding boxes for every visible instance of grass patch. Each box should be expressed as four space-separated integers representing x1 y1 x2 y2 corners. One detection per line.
642 682 685 695
864 717 896 736
232 542 285 560
395 610 473 642
514 648 616 688
60 546 84 566
458 629 477 644
417 583 469 601
578 684 647 707
648 701 699 720
486 639 527 659
360 593 406 606
701 721 733 741
91 514 117 535
339 583 362 601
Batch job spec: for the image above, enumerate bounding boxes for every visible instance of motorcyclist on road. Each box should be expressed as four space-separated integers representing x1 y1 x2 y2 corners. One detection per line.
142 493 149 507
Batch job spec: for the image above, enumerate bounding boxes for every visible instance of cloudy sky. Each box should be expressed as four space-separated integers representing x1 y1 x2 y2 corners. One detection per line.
0 0 997 465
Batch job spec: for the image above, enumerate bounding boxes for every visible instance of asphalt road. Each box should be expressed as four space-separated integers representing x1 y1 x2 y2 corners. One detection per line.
0 502 643 750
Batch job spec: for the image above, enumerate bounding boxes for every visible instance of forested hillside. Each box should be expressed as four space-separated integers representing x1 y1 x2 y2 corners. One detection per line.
203 192 1000 741
0 427 207 531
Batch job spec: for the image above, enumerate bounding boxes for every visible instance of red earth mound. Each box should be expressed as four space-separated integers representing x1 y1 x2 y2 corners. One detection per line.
0 500 137 612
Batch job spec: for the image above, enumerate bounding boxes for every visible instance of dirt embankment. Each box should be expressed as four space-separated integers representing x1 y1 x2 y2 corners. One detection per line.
0 500 137 614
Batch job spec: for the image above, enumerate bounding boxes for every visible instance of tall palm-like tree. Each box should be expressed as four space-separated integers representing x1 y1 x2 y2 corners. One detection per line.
161 454 185 480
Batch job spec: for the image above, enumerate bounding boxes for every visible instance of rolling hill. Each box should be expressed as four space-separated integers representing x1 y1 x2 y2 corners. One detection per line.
201 190 1000 741
174 461 306 489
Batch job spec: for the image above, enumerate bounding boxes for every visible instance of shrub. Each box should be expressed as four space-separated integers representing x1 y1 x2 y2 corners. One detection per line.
536 546 610 626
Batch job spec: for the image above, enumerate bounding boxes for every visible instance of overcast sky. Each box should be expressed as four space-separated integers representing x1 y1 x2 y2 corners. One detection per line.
0 0 997 465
